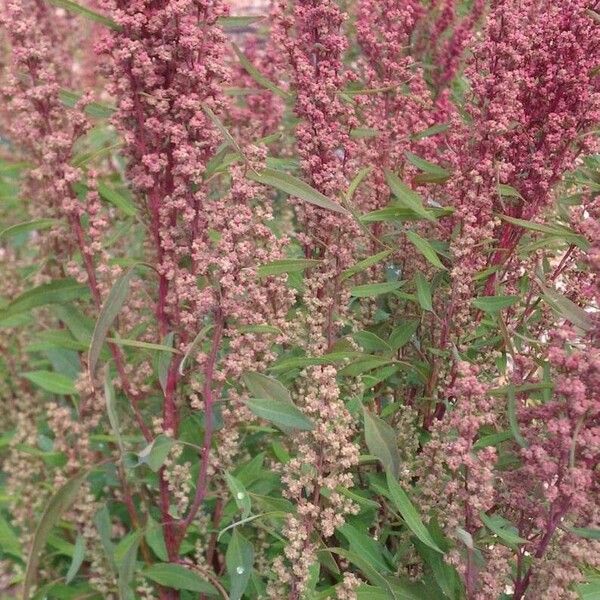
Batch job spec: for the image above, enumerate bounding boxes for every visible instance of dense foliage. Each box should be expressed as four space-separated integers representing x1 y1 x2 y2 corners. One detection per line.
0 0 599 598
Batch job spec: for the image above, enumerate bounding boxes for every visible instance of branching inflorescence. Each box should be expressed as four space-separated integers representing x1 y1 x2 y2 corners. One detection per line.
0 0 598 599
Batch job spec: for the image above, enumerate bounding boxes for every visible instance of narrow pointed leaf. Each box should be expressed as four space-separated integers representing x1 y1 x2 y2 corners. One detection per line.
406 231 446 269
364 409 400 477
351 281 403 297
248 168 349 215
65 535 86 584
142 563 217 595
47 0 120 30
386 472 444 554
342 249 393 281
245 398 314 431
232 43 290 100
22 371 77 395
89 269 135 375
0 218 58 240
257 258 320 277
2 279 89 319
226 530 254 600
385 171 435 221
243 372 291 404
22 469 89 599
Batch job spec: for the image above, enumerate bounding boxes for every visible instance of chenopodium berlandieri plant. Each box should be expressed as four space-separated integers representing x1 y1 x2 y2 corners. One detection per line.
0 0 598 599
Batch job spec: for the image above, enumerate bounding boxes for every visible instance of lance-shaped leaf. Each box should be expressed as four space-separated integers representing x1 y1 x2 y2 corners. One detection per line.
65 535 86 584
245 398 314 432
243 372 291 403
363 409 400 477
2 279 89 319
226 530 254 600
47 0 120 30
341 249 393 281
0 218 59 240
385 170 435 221
22 371 77 395
248 168 350 215
89 269 135 375
137 435 175 472
22 469 89 599
142 563 217 595
479 512 527 547
386 472 444 554
406 231 446 270
257 258 320 277
540 285 592 332
232 43 291 100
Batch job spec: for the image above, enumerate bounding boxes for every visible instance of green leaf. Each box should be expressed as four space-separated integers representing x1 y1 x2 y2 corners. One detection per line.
202 104 242 154
386 472 443 554
541 286 592 331
350 281 403 298
341 249 393 281
350 127 380 139
405 152 450 182
414 272 433 312
337 524 390 574
226 530 254 600
361 206 453 224
245 398 314 431
497 184 522 199
104 374 124 454
577 581 600 600
385 171 435 221
353 331 392 353
218 15 264 28
0 218 58 240
156 332 175 394
340 357 395 376
411 123 449 140
364 409 400 478
236 324 281 335
142 563 217 595
22 469 89 599
145 516 168 562
224 472 252 518
22 371 77 395
46 0 120 30
94 505 116 571
59 89 116 118
107 337 179 354
326 548 394 594
1 279 89 319
568 527 600 540
116 531 142 600
406 231 446 269
472 295 518 313
257 258 320 277
356 584 390 600
243 372 291 404
389 320 419 350
0 515 21 558
507 387 527 448
137 435 174 472
89 269 135 375
472 430 512 450
65 535 86 584
498 214 588 249
97 182 137 217
232 43 290 100
248 168 350 215
479 512 527 547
